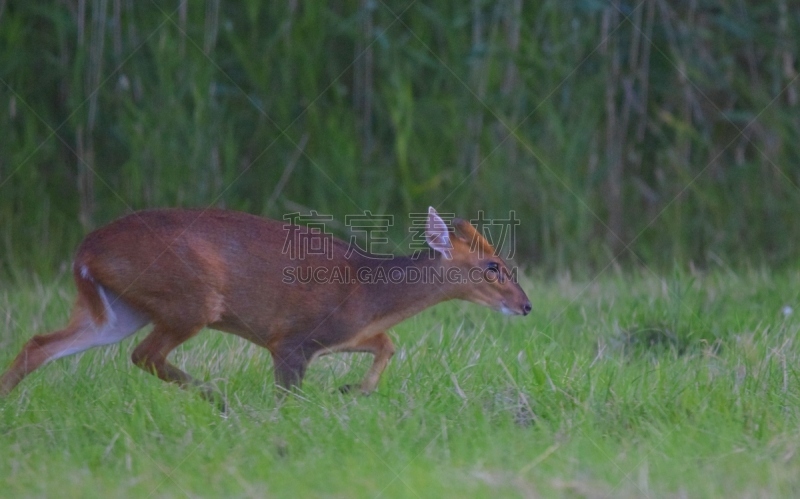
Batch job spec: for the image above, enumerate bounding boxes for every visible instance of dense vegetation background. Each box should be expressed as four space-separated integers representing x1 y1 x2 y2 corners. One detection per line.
1 0 798 276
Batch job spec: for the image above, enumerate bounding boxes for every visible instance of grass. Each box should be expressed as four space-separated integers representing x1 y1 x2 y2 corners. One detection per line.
1 267 800 497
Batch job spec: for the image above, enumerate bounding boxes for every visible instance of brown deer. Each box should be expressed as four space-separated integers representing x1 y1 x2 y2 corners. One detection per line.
0 207 530 405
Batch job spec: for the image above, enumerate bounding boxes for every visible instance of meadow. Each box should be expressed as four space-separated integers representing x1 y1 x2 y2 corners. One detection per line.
1 267 799 497
2 2 799 497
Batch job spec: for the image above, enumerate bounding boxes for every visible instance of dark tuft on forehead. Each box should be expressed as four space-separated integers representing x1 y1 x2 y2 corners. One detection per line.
453 218 496 257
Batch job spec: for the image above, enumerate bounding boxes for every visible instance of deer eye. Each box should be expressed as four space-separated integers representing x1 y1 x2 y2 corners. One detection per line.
486 261 505 282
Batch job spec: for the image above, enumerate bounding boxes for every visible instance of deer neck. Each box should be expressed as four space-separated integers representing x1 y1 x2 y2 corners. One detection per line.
357 252 460 328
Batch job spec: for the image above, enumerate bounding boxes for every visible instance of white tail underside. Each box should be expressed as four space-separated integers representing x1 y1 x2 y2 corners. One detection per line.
46 284 150 363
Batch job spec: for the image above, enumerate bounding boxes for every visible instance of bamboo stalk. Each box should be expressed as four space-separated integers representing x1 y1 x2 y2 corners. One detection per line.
179 0 187 57
602 2 624 253
267 133 309 213
779 0 797 106
204 0 220 55
635 0 655 144
112 0 121 60
501 0 521 165
352 0 375 162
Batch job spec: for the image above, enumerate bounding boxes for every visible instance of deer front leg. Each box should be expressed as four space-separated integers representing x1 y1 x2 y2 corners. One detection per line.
359 332 396 393
271 352 308 394
339 332 395 395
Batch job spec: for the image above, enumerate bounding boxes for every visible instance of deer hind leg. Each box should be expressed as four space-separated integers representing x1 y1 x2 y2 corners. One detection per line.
130 323 224 409
0 286 149 396
338 332 396 395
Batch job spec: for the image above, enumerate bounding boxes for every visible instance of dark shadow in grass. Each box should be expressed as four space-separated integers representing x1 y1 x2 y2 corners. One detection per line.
273 438 289 459
605 323 723 359
485 387 538 428
613 324 685 356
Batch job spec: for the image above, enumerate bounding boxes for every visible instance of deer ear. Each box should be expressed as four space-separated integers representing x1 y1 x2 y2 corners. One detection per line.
425 207 452 259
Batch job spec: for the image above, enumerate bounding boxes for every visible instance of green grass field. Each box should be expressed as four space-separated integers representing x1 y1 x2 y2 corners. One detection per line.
1 268 799 497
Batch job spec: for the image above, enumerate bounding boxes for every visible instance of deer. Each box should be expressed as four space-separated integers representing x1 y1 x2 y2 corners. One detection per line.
0 207 531 407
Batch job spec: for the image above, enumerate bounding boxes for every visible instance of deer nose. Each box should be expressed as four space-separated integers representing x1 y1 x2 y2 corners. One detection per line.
522 302 532 316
